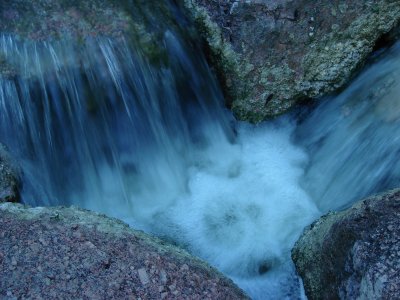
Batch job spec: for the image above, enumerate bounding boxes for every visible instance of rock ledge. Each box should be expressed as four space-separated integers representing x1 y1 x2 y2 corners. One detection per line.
0 203 248 299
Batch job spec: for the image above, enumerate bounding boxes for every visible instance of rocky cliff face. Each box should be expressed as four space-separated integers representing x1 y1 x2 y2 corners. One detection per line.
292 189 400 300
183 0 400 122
0 203 249 299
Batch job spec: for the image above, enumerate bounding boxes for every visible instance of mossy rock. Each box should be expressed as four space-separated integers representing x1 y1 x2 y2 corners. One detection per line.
183 0 400 122
292 188 400 299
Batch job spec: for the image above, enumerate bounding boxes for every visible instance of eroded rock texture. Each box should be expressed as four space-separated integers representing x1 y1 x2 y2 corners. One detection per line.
183 0 400 122
292 189 400 300
0 203 249 299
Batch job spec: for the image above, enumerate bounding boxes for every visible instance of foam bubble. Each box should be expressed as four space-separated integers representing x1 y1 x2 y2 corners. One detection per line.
169 120 319 280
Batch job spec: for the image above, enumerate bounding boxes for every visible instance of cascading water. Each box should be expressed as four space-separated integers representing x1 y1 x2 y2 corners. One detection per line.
295 42 400 213
1 1 400 299
0 31 316 298
0 31 233 209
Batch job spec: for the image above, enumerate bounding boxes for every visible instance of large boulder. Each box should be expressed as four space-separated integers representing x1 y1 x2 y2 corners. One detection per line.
0 203 249 299
183 0 400 122
0 143 19 203
292 189 400 300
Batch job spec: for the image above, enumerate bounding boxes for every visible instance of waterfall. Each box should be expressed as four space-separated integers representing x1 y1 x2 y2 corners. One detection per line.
0 30 318 299
295 42 400 213
0 31 230 203
1 1 400 299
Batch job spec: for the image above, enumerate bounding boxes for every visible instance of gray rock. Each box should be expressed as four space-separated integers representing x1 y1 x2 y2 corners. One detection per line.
0 143 20 203
292 189 400 300
183 0 400 122
0 203 249 299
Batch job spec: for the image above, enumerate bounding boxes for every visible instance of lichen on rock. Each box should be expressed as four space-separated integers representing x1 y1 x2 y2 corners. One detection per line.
182 0 249 109
183 0 400 122
292 188 400 300
0 202 249 299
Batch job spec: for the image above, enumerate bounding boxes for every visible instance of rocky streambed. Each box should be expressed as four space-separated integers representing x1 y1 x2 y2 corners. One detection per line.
1 0 400 299
0 149 248 299
2 150 399 299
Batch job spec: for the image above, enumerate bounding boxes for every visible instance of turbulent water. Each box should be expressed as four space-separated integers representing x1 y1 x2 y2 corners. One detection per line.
1 3 400 299
295 43 400 213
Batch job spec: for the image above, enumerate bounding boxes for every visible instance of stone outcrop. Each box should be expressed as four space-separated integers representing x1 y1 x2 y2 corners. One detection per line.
292 189 400 300
0 203 249 299
183 0 400 122
0 143 19 203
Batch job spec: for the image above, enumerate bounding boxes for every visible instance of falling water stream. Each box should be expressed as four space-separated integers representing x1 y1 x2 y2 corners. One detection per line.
1 2 400 299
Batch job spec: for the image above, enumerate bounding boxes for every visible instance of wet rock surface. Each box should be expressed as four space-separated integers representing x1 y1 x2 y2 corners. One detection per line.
0 144 19 203
0 203 249 299
183 0 400 122
292 189 400 300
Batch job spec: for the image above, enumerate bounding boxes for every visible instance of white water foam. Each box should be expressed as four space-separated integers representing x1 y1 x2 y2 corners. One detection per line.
79 118 320 299
2 3 400 298
0 32 319 299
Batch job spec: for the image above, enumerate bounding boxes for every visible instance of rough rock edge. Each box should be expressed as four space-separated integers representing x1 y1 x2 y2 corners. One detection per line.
183 0 400 122
300 1 400 97
292 188 400 300
181 0 251 107
0 202 249 299
0 202 225 269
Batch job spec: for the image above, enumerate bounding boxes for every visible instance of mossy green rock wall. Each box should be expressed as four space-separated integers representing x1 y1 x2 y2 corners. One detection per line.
183 0 400 122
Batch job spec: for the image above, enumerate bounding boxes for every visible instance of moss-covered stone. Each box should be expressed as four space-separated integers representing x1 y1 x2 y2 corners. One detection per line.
292 189 400 299
183 0 400 122
182 0 250 109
